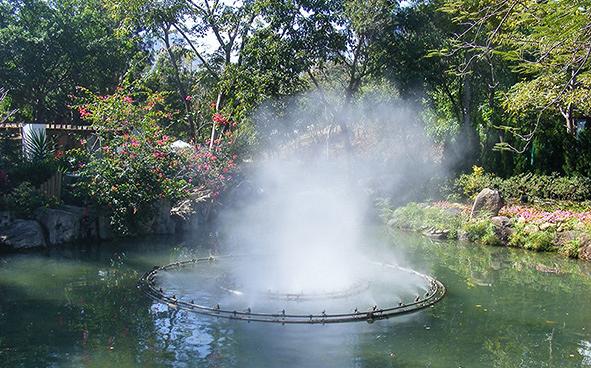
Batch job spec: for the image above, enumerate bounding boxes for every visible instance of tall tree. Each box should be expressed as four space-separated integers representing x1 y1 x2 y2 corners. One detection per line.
442 0 591 152
0 0 142 122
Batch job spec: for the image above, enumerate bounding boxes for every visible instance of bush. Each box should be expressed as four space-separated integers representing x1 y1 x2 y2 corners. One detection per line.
508 222 556 251
2 182 59 218
456 167 591 202
72 86 239 236
390 202 465 238
559 239 581 258
462 219 502 246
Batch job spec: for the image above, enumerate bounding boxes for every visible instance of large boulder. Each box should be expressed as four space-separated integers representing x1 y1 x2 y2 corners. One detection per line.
35 206 95 245
470 188 504 219
97 213 114 240
0 220 46 249
138 200 176 235
0 211 12 227
491 216 512 245
152 200 176 234
577 235 591 262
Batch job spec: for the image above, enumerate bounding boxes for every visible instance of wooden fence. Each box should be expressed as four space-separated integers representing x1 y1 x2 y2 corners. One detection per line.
39 172 62 201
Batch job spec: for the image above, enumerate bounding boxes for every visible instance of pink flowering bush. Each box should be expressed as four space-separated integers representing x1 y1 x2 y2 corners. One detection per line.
180 142 238 199
73 85 174 134
71 86 239 236
73 129 189 236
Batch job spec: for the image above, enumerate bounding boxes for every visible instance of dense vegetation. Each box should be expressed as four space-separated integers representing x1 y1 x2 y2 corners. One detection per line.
2 0 591 238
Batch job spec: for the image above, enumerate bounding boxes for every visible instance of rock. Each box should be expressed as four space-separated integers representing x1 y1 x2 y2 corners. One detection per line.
0 220 46 249
174 201 212 233
35 206 95 245
535 263 561 274
524 224 539 234
0 211 12 227
423 228 449 240
580 244 591 262
470 188 504 219
443 207 462 216
458 230 470 241
575 234 591 261
152 200 176 234
555 231 591 260
539 222 556 231
138 200 176 235
386 218 397 228
491 216 512 245
97 213 113 240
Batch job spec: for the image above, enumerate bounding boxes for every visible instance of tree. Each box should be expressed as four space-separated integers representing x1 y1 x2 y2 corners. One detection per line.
441 0 591 153
0 0 143 122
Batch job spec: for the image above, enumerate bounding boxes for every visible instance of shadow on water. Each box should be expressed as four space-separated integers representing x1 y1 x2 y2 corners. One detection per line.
1 226 591 367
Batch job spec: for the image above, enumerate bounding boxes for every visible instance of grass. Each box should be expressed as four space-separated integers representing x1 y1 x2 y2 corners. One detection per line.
462 218 503 247
388 202 466 239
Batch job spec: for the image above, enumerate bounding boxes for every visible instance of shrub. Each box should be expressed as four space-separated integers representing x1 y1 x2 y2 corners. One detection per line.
72 86 238 236
455 166 502 199
559 239 581 258
390 202 465 238
508 222 556 251
462 219 502 246
2 182 59 218
455 167 591 202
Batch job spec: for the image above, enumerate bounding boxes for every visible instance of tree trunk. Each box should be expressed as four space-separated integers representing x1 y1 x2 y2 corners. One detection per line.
162 26 196 142
461 73 478 159
209 91 224 150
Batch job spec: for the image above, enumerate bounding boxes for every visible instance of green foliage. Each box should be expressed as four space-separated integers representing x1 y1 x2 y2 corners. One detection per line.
2 182 59 218
0 128 64 193
389 202 466 238
72 88 188 236
24 129 52 162
508 222 556 252
442 0 591 155
559 239 581 259
0 0 143 122
455 166 591 202
462 219 502 247
455 166 501 199
71 86 238 236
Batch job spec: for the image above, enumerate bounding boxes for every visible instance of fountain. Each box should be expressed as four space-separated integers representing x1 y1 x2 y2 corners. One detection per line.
138 159 446 324
139 255 445 324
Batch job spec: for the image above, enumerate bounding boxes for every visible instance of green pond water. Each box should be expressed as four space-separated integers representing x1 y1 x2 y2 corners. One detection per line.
1 227 591 368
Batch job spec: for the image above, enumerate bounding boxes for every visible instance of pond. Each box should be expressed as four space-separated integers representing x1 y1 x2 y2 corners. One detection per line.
1 226 591 367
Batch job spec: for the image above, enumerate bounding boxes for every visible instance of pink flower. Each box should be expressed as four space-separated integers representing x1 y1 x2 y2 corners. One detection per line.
122 96 134 104
185 95 192 101
79 107 91 118
213 113 228 126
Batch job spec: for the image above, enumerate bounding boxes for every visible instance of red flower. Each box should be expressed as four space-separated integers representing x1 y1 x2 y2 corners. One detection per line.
79 107 91 118
213 113 228 126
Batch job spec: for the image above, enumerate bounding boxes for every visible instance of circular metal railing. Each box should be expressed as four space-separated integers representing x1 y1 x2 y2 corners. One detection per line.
138 256 446 324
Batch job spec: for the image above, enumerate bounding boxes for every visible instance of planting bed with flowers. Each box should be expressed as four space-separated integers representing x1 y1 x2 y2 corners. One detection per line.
66 86 241 236
381 197 591 261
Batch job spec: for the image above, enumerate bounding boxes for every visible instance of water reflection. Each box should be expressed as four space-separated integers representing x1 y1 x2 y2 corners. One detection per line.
1 229 591 367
